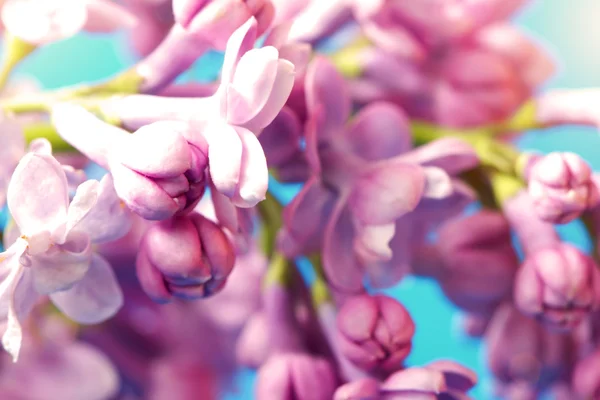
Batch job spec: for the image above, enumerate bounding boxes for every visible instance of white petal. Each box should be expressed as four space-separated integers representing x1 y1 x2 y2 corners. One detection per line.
422 167 454 199
77 174 133 243
7 153 69 235
50 254 123 324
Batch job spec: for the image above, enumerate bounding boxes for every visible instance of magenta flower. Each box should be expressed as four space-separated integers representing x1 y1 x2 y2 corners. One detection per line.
0 315 119 400
91 18 299 208
278 57 478 292
435 211 519 316
352 0 527 57
333 378 380 400
2 0 137 45
255 353 338 400
109 121 208 220
349 24 553 128
136 213 235 302
173 0 273 49
0 152 124 361
514 243 600 331
337 294 415 375
486 304 575 396
335 360 477 399
527 152 599 224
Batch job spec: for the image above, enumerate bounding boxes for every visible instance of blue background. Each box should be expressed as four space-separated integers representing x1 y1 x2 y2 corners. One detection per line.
9 1 600 398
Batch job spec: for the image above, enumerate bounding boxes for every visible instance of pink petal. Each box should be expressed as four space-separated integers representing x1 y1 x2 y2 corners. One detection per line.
30 230 92 295
50 254 123 324
337 295 378 341
83 0 138 32
2 0 88 44
220 17 258 84
382 367 447 394
52 104 129 168
109 161 180 220
63 179 100 241
361 219 412 288
76 174 133 244
279 177 336 256
242 59 296 132
209 179 239 233
305 57 351 141
7 153 69 235
426 360 478 391
322 199 363 293
232 129 268 207
349 161 426 225
396 138 479 176
203 120 243 198
343 102 412 162
359 19 426 62
226 47 280 126
476 24 555 90
259 106 302 167
118 121 192 178
422 167 454 199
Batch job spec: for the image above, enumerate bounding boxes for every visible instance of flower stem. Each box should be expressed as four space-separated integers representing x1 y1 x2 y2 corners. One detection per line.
23 123 76 152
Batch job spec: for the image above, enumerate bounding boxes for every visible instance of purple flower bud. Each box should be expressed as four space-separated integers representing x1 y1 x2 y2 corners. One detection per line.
255 353 337 400
173 0 274 48
380 360 477 399
109 121 208 220
436 211 519 315
514 243 600 331
486 304 575 391
136 213 235 302
333 378 380 400
528 152 599 224
337 294 415 375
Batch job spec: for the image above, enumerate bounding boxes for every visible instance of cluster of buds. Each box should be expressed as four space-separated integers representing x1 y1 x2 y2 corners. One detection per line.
0 0 599 399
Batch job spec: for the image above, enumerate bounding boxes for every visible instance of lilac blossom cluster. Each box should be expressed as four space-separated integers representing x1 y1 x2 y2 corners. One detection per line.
0 0 599 399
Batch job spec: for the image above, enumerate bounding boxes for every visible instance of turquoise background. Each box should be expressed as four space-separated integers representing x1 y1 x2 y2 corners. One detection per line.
8 1 600 398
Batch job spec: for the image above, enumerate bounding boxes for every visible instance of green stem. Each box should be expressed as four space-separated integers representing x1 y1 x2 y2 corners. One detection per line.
308 253 332 307
257 190 284 259
0 34 37 90
264 252 293 287
489 171 526 207
23 123 76 152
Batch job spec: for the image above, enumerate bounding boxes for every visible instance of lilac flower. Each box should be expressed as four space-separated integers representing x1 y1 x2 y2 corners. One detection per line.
352 0 527 57
334 360 478 399
349 24 553 128
527 152 599 224
336 294 415 375
514 243 600 331
0 315 119 400
278 57 478 292
136 213 235 302
2 0 137 45
134 2 275 93
255 353 338 400
434 211 519 316
52 104 209 220
173 0 274 41
333 378 380 400
92 18 298 207
0 152 124 361
124 0 174 57
486 304 576 396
